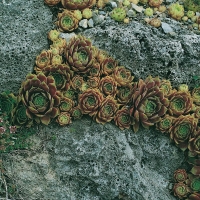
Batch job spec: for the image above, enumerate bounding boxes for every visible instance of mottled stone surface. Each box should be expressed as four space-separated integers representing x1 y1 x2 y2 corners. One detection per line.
3 118 184 200
0 0 53 93
1 0 200 200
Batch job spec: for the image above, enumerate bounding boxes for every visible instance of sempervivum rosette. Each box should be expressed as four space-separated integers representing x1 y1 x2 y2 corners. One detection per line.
114 107 131 130
56 10 79 32
71 75 85 91
169 115 198 150
100 57 118 76
35 50 52 73
186 174 200 193
44 0 60 6
71 106 83 120
117 83 135 104
0 91 17 119
19 73 60 125
192 87 200 106
12 100 33 128
61 0 96 10
168 90 193 116
174 169 188 182
159 79 173 97
99 76 118 97
87 77 100 88
42 64 73 91
156 114 174 133
188 129 200 156
88 60 101 77
113 66 134 86
57 112 71 126
173 182 190 199
96 96 119 124
78 89 104 117
64 35 95 73
59 97 74 112
187 193 200 200
130 76 169 132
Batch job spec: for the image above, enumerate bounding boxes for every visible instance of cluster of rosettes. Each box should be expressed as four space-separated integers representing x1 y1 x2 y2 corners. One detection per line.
1 32 200 199
44 0 108 32
172 168 200 199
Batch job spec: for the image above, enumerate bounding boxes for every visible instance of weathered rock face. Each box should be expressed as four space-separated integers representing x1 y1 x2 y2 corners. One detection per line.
3 119 184 200
1 0 200 200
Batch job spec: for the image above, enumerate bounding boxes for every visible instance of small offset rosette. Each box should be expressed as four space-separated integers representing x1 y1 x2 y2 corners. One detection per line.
96 95 119 124
78 88 104 117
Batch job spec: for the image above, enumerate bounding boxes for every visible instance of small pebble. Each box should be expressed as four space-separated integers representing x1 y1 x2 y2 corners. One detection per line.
127 9 136 17
161 22 174 33
109 1 117 8
88 18 94 27
79 19 88 28
59 33 76 42
131 3 144 13
93 14 105 25
99 11 106 15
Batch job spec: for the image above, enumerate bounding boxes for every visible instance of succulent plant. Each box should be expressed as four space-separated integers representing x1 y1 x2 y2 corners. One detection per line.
173 182 190 199
51 38 67 54
19 73 60 125
72 10 83 20
44 0 61 6
191 165 200 176
35 50 52 73
65 35 95 73
156 114 174 133
12 100 33 128
186 174 200 192
57 112 71 126
149 0 163 7
192 87 200 106
87 77 100 88
96 95 119 124
100 76 118 97
42 64 73 91
117 84 135 104
169 115 198 150
61 0 96 10
144 8 154 16
82 8 93 19
168 91 193 116
71 106 83 119
149 18 161 28
168 3 185 21
71 75 85 91
110 7 127 22
114 107 131 130
0 91 17 119
63 88 75 99
184 0 200 12
188 129 200 156
187 193 200 200
51 55 63 65
113 66 134 86
88 61 101 77
174 169 188 182
78 88 104 117
130 76 169 132
56 10 79 32
100 57 118 76
48 30 60 42
59 97 74 112
158 5 166 12
159 79 173 97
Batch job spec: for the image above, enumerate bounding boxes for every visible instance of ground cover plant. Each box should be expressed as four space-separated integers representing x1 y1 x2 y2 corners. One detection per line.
0 0 200 199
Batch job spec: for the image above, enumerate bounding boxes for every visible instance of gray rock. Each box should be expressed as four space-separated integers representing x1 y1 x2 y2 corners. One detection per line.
127 9 137 17
59 33 77 42
109 1 118 8
88 18 94 28
93 14 105 25
161 22 174 33
131 3 144 13
79 19 88 29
